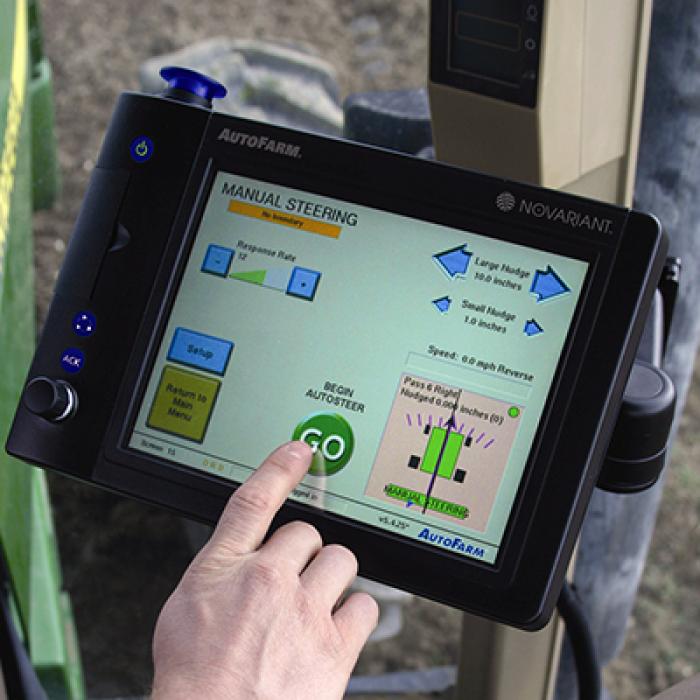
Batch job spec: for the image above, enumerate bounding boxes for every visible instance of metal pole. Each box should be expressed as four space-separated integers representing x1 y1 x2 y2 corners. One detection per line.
555 4 700 697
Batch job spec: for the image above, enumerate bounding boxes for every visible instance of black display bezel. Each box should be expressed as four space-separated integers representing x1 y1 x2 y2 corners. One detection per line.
94 113 653 628
7 99 665 629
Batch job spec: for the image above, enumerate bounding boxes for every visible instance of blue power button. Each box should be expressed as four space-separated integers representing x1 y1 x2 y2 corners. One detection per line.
130 136 154 163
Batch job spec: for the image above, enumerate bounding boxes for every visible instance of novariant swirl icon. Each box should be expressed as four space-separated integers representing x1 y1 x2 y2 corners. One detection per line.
496 191 516 212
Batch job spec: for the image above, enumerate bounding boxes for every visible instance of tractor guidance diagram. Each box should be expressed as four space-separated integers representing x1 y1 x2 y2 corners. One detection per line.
365 373 522 532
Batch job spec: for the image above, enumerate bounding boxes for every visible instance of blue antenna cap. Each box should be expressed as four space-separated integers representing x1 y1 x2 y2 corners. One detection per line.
159 66 227 102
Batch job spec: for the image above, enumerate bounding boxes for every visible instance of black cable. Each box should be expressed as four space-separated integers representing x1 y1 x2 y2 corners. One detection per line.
557 581 602 700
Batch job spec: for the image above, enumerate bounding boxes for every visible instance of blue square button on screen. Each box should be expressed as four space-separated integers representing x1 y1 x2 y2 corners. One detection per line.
167 328 234 375
286 267 321 301
201 245 234 277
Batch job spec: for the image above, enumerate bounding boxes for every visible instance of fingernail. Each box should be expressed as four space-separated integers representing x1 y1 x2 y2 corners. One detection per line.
282 440 313 463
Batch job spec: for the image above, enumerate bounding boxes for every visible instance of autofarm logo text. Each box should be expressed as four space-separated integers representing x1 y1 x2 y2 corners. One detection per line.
417 527 486 559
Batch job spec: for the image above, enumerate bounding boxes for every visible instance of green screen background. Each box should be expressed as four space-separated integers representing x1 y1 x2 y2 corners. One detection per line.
129 172 588 564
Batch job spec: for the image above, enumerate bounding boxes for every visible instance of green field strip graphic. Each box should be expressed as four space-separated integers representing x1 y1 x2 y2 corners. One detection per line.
440 432 463 479
419 427 462 479
384 483 469 519
420 426 446 474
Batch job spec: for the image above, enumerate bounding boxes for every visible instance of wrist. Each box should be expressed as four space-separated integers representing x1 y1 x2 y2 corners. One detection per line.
152 672 247 700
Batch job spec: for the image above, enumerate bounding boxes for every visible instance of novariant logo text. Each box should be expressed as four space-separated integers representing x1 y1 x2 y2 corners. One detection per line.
418 527 486 558
217 128 302 159
519 199 613 234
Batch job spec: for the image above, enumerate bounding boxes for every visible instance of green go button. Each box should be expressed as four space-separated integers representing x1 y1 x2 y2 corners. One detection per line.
292 412 355 476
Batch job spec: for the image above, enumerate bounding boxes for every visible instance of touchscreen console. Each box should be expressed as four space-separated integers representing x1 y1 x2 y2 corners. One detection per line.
131 170 588 566
6 68 667 629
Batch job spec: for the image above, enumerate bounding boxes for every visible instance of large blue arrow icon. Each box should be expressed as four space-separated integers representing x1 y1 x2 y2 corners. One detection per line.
433 246 472 279
530 266 570 302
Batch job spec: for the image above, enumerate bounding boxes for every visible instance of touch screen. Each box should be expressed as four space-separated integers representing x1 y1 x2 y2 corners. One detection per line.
129 172 588 564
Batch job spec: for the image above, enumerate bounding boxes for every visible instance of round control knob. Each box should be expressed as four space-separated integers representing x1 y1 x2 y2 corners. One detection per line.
599 361 676 493
23 377 77 422
159 66 227 108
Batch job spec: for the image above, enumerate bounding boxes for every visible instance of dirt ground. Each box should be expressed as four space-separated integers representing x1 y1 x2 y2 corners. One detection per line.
33 1 699 698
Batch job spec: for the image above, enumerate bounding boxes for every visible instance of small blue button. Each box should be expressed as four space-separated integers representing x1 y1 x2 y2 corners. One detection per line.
61 348 85 373
130 136 154 163
73 311 96 337
286 267 321 301
524 319 544 337
167 328 234 375
432 296 451 314
201 244 234 277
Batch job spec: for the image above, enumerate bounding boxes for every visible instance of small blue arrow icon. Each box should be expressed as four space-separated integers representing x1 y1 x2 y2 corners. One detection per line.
530 265 570 302
524 319 544 337
406 500 414 508
433 296 452 314
434 246 472 279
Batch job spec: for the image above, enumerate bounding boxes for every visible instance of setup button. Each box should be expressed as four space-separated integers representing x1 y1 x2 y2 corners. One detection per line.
167 328 234 375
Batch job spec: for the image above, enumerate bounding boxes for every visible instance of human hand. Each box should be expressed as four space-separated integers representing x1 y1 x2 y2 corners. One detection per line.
151 441 379 700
